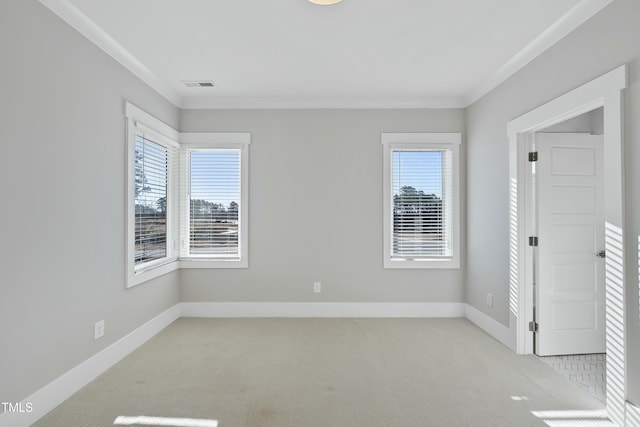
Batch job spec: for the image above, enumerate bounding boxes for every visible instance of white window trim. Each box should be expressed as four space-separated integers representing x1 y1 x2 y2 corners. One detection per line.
125 102 250 287
179 133 250 269
126 103 180 287
381 132 461 269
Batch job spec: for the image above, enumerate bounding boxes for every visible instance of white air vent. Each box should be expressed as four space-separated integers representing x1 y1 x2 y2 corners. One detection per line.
181 80 215 88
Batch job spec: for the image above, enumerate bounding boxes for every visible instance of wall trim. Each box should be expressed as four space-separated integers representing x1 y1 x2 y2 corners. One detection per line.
507 64 628 427
38 0 181 106
180 302 466 318
465 0 615 106
179 95 467 110
39 0 613 110
4 301 525 426
464 304 516 352
0 305 181 427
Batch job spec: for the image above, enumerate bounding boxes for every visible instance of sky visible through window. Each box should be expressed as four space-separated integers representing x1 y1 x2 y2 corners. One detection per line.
392 150 443 197
190 150 240 207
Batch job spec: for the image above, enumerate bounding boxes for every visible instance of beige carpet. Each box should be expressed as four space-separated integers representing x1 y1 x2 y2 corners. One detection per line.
34 318 610 426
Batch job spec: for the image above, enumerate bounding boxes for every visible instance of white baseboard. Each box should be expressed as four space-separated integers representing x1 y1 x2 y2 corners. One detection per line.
5 300 520 427
181 303 517 353
464 304 515 351
0 304 181 427
180 302 466 318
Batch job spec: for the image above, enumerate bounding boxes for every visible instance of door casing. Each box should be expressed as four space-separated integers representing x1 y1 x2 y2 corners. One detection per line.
507 64 627 425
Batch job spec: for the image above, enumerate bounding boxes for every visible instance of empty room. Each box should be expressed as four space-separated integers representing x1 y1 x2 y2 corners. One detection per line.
2 0 640 426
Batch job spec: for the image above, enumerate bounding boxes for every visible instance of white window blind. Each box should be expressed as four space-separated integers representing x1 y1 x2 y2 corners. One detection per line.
127 103 249 282
391 149 453 259
187 149 241 258
134 135 168 265
382 133 460 269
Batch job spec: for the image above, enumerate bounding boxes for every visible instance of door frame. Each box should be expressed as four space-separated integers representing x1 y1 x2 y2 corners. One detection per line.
507 64 627 424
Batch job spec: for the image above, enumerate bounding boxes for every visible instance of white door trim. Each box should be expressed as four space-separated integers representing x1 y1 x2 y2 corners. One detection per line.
507 64 627 425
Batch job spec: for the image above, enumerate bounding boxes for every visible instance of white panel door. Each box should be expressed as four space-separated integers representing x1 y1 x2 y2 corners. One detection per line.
536 133 605 356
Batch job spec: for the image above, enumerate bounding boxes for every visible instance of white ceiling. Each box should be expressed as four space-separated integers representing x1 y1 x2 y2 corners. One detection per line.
40 0 612 108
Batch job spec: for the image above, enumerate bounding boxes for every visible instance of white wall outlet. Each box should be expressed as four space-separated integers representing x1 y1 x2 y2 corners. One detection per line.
486 293 493 307
94 320 105 340
313 282 321 293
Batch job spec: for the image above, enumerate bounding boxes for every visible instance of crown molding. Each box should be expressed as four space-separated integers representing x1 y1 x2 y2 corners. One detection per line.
39 0 182 106
40 0 613 110
178 95 466 109
464 0 615 106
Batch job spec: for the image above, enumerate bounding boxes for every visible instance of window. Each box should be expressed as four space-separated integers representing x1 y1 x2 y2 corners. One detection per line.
180 135 249 268
126 104 180 287
134 135 168 264
126 103 250 286
382 133 460 269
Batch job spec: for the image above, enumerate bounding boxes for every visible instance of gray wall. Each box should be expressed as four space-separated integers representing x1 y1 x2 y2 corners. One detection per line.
541 107 603 134
179 109 466 303
0 0 181 403
465 0 640 404
4 0 639 411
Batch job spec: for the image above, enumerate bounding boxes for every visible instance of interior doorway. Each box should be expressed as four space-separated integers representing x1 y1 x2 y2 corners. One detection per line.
531 111 607 404
534 112 605 357
507 65 627 425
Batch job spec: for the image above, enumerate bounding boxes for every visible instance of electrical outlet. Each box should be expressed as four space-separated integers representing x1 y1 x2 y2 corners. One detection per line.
486 293 493 307
313 282 321 293
94 320 105 340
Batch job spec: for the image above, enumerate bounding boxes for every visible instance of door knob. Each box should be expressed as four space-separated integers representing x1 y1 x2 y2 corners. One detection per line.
596 250 606 258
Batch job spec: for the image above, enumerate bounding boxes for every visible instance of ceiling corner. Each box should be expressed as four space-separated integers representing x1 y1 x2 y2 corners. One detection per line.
463 0 615 107
39 0 183 107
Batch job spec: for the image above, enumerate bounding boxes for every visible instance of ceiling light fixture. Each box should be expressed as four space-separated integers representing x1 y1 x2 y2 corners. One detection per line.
307 0 343 5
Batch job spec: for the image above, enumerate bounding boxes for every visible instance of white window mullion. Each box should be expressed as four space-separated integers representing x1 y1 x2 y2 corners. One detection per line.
179 148 190 258
167 142 179 260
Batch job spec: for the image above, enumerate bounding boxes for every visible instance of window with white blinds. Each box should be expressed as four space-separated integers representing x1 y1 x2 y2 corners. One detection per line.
392 149 452 258
382 133 460 269
187 149 241 258
126 102 180 287
127 103 250 285
179 134 249 268
134 135 168 264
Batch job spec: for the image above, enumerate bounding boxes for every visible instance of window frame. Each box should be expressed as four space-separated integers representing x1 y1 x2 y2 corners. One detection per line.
126 103 180 287
381 132 461 269
126 102 251 287
179 133 250 269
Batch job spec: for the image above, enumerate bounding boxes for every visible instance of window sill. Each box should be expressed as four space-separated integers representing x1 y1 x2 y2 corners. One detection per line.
128 259 179 288
179 258 248 269
126 256 248 288
384 258 460 269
